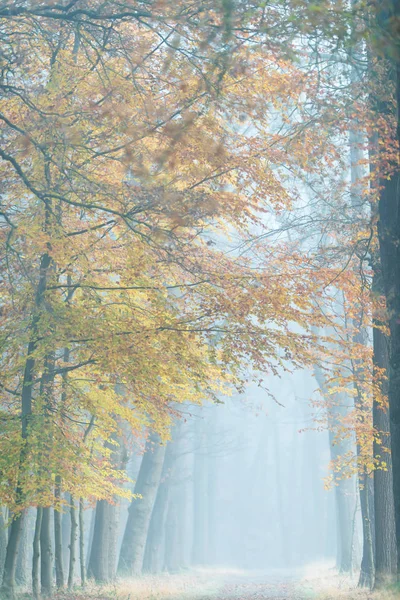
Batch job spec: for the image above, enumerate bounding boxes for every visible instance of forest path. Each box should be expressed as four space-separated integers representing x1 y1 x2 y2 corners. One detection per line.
174 566 368 600
208 568 317 599
76 565 390 600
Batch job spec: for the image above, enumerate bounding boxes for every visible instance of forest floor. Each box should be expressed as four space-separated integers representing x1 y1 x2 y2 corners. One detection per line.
48 564 400 600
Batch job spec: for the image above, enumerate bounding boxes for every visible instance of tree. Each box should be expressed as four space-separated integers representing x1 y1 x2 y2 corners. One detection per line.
118 431 166 576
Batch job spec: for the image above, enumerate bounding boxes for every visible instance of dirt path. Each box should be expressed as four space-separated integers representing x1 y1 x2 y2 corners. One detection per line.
183 566 384 600
63 565 397 600
191 568 331 599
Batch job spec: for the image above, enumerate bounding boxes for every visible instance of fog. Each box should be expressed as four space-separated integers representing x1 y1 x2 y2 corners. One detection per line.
101 368 361 579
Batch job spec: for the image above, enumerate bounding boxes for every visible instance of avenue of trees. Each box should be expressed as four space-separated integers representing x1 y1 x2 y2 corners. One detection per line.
0 0 400 597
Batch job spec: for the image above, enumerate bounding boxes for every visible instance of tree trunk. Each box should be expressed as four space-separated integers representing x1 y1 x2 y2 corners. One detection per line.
68 496 77 589
375 0 400 574
54 479 64 589
86 507 95 567
107 503 119 582
164 488 181 573
32 508 42 600
192 417 208 565
118 431 166 576
87 500 110 583
40 507 52 597
373 325 397 586
15 509 30 588
207 425 218 566
315 366 355 573
0 509 7 584
143 441 175 573
61 500 70 579
1 514 24 598
358 475 375 588
79 499 86 588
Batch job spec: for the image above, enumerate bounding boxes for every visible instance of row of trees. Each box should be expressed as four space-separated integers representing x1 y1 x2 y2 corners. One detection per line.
0 0 399 597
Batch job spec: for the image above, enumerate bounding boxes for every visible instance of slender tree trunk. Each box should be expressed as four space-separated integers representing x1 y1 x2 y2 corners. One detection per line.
40 507 52 597
373 325 397 586
61 500 70 579
273 419 290 565
32 508 42 600
315 367 355 573
0 509 7 584
86 507 95 567
207 424 218 566
87 500 110 583
164 487 180 573
192 417 208 565
68 496 77 589
118 431 166 576
107 503 119 582
79 499 86 588
54 478 64 589
143 442 175 573
358 475 375 588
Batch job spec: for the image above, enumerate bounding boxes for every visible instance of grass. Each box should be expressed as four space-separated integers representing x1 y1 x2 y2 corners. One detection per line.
11 565 400 599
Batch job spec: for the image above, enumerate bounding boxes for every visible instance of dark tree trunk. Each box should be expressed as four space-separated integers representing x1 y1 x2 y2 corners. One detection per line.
143 442 175 573
32 508 42 600
375 0 400 574
373 325 397 586
40 507 53 597
40 507 52 597
87 500 110 583
0 509 7 584
118 431 166 576
1 514 24 598
54 479 64 589
68 496 77 589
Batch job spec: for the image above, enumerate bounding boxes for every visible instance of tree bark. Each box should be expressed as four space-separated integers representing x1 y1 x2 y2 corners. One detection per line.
375 0 400 574
87 500 110 583
68 496 77 589
0 509 7 584
79 499 86 588
15 509 30 587
164 487 181 573
61 500 70 579
192 417 208 566
40 507 52 597
358 475 375 588
315 367 355 573
373 325 397 586
32 508 42 600
143 441 175 573
107 503 119 582
118 431 166 576
54 478 64 589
